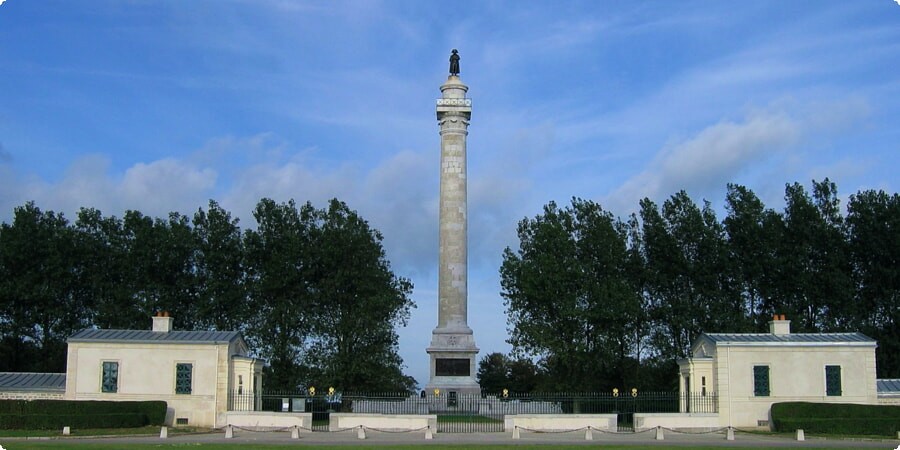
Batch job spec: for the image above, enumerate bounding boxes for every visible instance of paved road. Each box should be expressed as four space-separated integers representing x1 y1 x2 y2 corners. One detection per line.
28 428 898 448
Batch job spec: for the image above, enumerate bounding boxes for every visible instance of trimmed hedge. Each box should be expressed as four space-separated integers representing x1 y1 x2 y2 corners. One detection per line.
772 402 900 436
0 413 148 430
0 400 167 429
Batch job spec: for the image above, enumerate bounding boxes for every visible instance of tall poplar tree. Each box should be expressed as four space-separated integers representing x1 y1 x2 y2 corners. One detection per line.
501 198 643 390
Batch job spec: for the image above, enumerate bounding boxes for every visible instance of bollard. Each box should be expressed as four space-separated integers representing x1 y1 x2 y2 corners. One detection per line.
225 425 233 439
795 429 804 441
726 426 734 441
291 425 299 439
357 425 366 440
512 426 520 440
584 426 593 441
425 425 433 440
655 426 664 440
160 426 168 439
62 426 70 436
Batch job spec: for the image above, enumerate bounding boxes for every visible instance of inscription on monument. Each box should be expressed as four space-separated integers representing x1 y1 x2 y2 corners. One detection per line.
435 358 470 377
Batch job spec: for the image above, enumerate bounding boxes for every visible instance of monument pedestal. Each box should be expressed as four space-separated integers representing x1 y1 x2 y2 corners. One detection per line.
425 328 480 395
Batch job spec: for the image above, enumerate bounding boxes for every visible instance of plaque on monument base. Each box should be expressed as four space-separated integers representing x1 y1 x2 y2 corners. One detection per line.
425 333 480 396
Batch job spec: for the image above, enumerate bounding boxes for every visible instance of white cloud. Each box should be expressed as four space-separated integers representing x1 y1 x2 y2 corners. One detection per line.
608 111 799 209
604 97 872 214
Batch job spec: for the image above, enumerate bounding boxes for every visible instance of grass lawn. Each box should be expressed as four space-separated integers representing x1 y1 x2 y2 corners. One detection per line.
0 426 208 438
0 444 874 450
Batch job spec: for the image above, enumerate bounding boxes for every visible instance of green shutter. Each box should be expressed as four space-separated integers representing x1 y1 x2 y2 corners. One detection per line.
825 365 841 396
753 365 769 396
176 363 193 395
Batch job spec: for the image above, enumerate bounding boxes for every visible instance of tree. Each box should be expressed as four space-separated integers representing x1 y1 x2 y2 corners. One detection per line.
118 210 199 329
476 352 510 393
243 198 318 391
500 198 643 391
193 200 247 332
304 199 415 392
0 202 88 372
640 192 745 374
75 208 135 329
724 184 778 328
846 189 900 377
477 352 543 393
244 198 415 391
774 180 853 332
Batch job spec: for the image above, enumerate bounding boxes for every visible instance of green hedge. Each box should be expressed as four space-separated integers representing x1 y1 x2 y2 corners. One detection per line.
772 402 900 436
0 400 167 428
0 413 148 430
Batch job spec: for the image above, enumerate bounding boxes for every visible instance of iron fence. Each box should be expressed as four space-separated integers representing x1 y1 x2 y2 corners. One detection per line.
227 390 717 432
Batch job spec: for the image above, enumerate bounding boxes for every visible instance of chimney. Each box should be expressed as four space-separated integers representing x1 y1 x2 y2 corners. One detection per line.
152 311 174 333
769 314 790 335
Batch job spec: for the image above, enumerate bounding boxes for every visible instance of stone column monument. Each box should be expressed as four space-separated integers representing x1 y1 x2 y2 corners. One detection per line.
426 50 480 396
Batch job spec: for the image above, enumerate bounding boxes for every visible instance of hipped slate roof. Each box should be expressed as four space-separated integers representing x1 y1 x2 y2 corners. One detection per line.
701 332 875 346
68 329 241 345
0 372 66 392
878 379 900 395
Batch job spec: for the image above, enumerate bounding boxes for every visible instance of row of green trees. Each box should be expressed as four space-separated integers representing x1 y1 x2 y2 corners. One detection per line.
497 179 899 392
0 198 416 392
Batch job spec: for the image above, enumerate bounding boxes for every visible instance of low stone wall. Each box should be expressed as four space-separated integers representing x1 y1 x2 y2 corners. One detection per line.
329 413 436 432
634 413 720 431
0 391 64 400
220 411 312 430
503 414 617 432
877 396 900 405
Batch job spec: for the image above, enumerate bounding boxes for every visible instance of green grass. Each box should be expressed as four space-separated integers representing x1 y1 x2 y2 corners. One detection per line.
0 445 879 450
0 426 208 438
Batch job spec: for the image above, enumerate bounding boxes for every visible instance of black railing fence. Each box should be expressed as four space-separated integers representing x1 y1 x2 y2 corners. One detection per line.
227 390 718 415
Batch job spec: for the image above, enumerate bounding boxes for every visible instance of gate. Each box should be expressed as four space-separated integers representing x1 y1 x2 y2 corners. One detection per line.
434 393 503 432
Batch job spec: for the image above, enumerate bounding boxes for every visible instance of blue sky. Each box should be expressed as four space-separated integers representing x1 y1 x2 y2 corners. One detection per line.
1 0 898 387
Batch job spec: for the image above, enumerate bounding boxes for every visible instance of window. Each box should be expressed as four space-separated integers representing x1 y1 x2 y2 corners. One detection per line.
175 363 193 395
701 376 707 396
825 365 841 396
101 361 119 393
753 365 770 396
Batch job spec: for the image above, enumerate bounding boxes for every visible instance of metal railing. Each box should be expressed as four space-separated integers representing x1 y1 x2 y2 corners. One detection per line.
226 390 717 432
227 390 718 415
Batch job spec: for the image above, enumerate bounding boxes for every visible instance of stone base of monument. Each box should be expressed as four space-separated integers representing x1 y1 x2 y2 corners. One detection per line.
425 331 480 398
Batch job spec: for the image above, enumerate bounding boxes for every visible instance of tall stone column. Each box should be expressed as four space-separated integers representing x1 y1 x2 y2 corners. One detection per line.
425 57 480 396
